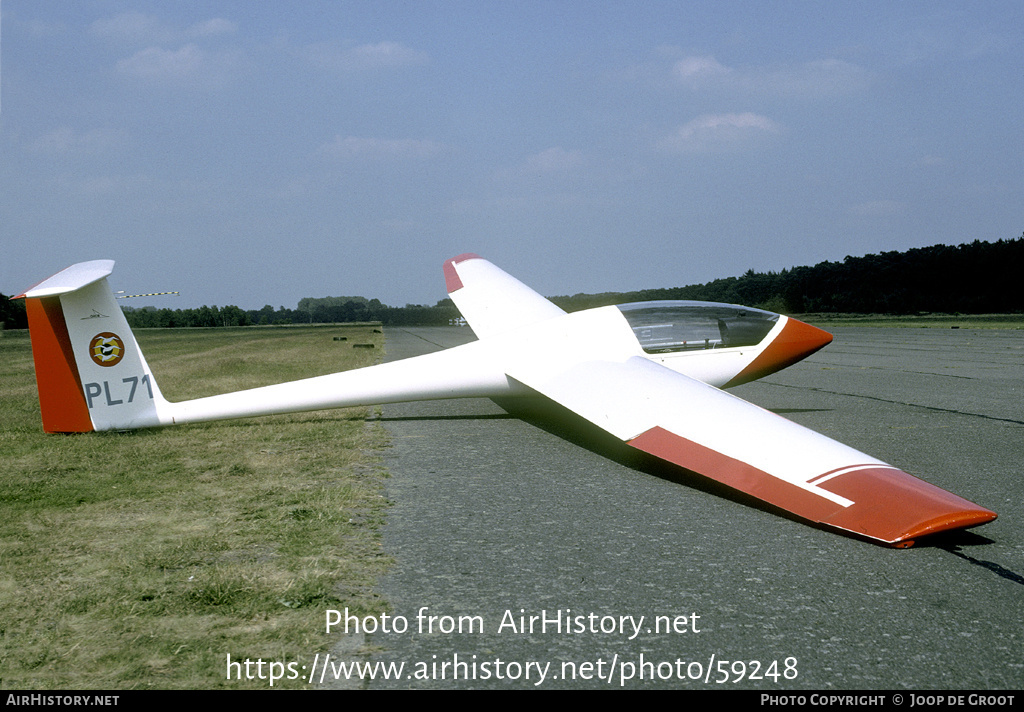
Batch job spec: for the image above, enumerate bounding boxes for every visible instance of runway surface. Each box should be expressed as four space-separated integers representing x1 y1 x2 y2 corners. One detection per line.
361 326 1022 689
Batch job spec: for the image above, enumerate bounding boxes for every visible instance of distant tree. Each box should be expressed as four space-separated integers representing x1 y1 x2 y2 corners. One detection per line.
1 293 28 330
220 305 248 326
550 234 1024 315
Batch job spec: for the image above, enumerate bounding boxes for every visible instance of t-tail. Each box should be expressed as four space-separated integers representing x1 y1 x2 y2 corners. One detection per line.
16 260 513 433
15 261 168 433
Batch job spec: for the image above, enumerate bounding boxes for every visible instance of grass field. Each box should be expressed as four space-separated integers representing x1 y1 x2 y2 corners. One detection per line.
0 325 390 689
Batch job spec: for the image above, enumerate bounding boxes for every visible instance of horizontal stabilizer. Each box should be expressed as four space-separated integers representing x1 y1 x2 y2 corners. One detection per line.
15 260 115 299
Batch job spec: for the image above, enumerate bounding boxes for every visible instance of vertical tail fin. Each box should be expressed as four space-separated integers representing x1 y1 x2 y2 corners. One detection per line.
16 261 167 433
443 254 565 339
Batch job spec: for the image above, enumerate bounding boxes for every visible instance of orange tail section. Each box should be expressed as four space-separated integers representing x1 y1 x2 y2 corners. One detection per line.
21 296 95 433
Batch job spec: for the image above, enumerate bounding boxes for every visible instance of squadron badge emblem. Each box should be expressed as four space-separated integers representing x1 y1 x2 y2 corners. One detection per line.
89 332 125 367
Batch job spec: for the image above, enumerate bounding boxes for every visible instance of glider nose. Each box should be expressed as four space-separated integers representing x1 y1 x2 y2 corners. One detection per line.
725 317 834 387
778 317 834 361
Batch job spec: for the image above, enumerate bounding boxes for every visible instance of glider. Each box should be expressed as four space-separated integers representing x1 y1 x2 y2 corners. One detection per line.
16 254 996 547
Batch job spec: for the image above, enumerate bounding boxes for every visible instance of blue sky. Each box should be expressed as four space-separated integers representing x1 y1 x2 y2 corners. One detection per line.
3 1 1022 310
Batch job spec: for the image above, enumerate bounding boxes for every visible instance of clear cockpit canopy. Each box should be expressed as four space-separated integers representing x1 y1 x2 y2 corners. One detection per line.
616 301 780 354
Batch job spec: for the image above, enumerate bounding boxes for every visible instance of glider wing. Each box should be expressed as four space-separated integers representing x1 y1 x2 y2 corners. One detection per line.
506 343 996 548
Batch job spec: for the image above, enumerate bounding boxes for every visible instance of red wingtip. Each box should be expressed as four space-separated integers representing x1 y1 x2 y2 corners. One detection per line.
725 317 833 387
628 427 996 548
817 466 997 547
443 253 482 293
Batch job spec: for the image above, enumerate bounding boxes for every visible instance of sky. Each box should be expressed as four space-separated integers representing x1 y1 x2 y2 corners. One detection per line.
2 1 1022 310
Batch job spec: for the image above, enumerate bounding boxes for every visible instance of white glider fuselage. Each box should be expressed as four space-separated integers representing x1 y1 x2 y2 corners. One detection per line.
17 253 996 547
154 304 802 424
163 301 820 426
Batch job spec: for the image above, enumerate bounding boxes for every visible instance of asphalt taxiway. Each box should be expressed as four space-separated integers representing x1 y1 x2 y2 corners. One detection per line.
359 326 1022 689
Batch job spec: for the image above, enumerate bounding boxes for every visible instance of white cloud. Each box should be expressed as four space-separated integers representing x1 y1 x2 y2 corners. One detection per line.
348 41 428 69
659 113 780 153
670 54 870 98
317 135 444 160
114 44 242 88
117 44 205 79
523 147 584 173
490 147 588 185
92 11 242 87
304 41 429 72
187 18 238 38
91 12 237 44
673 55 731 84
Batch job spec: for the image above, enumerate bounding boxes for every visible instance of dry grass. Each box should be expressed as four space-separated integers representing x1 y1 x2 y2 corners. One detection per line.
0 325 391 689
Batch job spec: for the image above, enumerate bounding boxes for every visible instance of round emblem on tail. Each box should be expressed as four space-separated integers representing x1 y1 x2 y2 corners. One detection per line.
89 332 125 367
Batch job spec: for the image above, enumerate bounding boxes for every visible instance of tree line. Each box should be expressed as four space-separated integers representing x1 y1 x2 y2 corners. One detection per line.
550 236 1024 315
3 236 1021 331
117 298 460 329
